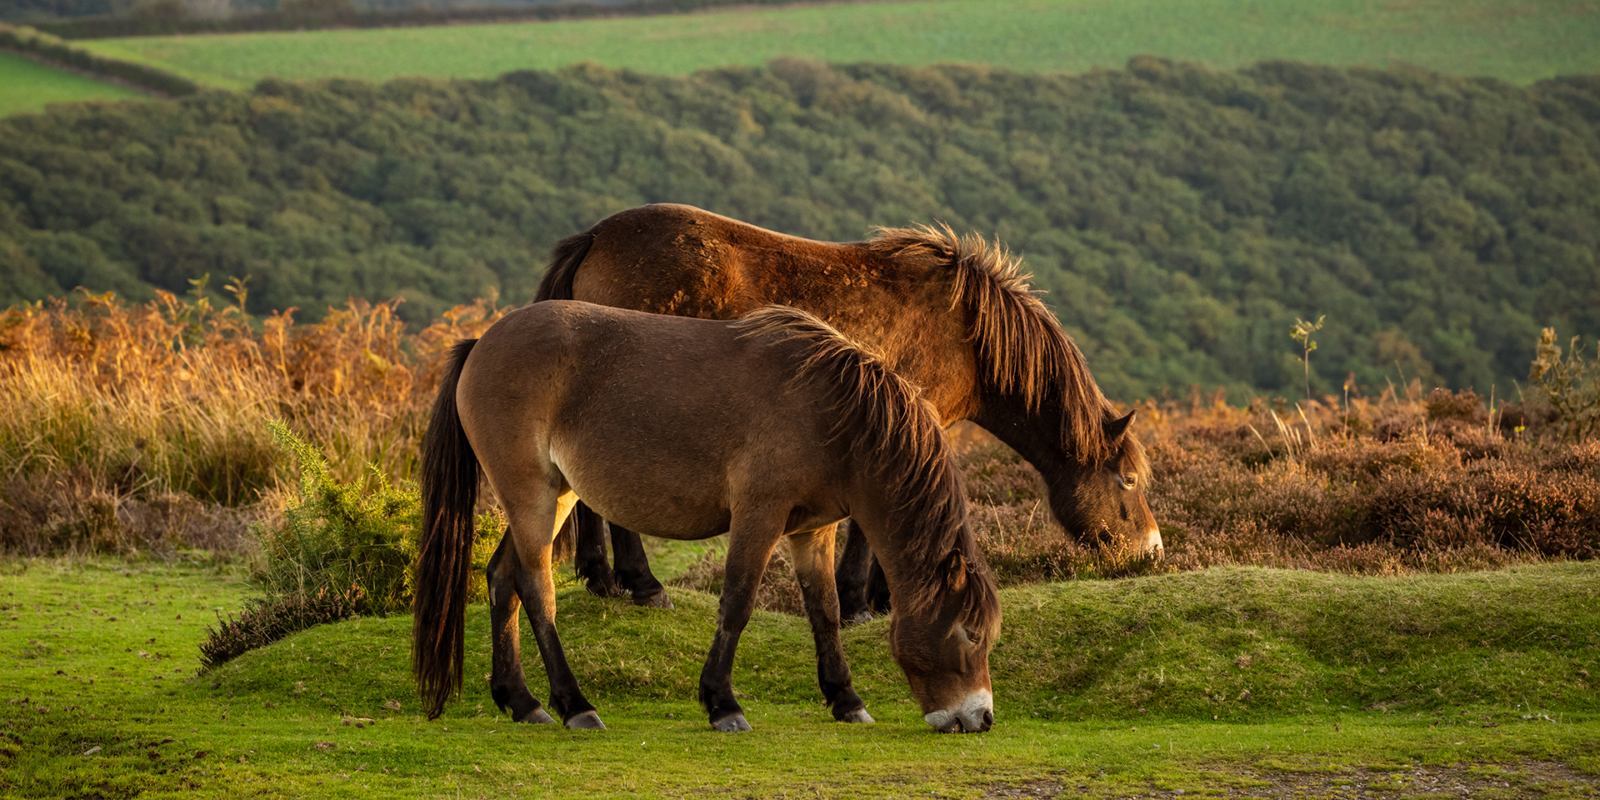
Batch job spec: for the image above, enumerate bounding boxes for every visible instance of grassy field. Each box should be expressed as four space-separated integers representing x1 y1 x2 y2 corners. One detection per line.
3 557 1597 797
0 50 146 117
75 0 1600 92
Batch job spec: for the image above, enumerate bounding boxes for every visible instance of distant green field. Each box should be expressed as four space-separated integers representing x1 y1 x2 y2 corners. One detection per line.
79 0 1600 91
0 50 145 116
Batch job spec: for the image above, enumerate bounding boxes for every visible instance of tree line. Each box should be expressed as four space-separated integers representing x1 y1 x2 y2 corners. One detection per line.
12 0 822 39
0 23 200 96
2 57 1596 400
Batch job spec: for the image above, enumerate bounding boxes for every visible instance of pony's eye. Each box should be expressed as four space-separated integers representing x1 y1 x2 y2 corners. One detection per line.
954 625 978 646
1123 475 1137 489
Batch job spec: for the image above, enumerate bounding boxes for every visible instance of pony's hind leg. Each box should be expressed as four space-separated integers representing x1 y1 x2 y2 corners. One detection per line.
570 503 625 599
789 525 871 723
504 488 605 730
835 519 877 624
608 522 672 608
486 533 555 724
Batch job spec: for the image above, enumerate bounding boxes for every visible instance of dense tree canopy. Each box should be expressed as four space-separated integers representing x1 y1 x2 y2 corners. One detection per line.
2 58 1597 399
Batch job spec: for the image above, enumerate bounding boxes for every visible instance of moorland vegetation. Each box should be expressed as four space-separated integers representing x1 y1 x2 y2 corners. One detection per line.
2 59 1598 401
3 55 1599 680
2 287 1596 663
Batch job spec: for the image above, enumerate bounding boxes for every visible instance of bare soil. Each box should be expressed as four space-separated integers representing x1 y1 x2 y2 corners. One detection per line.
988 761 1600 799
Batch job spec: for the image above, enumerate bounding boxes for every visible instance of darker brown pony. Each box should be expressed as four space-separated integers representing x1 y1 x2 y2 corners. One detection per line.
536 204 1158 617
414 301 1001 733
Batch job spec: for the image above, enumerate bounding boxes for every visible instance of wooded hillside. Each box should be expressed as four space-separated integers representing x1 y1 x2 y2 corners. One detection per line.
2 58 1597 399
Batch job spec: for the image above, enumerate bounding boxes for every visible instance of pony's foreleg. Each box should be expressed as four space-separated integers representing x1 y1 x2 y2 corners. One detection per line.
698 511 785 732
507 489 605 730
835 518 877 624
486 533 555 724
789 524 872 724
608 522 672 609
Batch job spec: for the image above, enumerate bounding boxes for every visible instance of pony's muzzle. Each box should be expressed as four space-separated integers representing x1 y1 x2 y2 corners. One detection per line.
923 690 994 733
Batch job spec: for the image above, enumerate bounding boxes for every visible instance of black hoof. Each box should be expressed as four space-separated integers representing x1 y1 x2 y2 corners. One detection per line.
711 714 752 732
564 710 606 730
516 708 555 724
633 590 674 610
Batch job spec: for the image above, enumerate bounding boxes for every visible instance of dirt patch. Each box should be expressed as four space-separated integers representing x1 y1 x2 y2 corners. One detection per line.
987 761 1600 799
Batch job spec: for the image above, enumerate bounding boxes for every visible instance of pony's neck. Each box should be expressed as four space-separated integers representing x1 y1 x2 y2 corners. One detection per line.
843 463 962 600
972 384 1074 482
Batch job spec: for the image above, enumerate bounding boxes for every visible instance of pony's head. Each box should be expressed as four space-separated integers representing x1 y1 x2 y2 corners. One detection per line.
889 547 1002 733
878 225 1162 557
1052 409 1161 555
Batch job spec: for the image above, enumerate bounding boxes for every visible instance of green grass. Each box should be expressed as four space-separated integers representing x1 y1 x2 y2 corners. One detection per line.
0 50 146 117
76 0 1600 92
3 557 1598 797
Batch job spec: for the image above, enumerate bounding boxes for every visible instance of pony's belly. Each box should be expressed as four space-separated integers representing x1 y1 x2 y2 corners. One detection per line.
591 500 734 542
553 449 733 540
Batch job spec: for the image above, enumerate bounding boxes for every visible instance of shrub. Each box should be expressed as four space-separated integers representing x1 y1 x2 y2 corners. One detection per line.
1529 328 1600 441
252 419 501 617
1145 389 1600 572
252 420 420 616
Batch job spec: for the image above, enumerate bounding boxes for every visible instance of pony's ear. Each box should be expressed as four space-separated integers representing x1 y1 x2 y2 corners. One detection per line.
944 550 967 593
1103 411 1136 442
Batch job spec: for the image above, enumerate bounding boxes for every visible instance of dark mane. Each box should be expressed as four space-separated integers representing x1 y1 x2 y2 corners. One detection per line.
867 225 1128 468
732 306 1000 638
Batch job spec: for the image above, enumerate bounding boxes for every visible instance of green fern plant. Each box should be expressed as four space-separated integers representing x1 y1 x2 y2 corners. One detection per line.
253 420 501 616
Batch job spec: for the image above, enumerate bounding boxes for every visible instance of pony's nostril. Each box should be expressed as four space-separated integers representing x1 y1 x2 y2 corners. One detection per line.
981 709 994 730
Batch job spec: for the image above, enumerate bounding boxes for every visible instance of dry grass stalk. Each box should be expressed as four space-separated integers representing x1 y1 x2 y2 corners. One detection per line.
0 289 505 555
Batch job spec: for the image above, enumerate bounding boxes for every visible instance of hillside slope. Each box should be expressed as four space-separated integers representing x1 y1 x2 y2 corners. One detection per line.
2 59 1597 398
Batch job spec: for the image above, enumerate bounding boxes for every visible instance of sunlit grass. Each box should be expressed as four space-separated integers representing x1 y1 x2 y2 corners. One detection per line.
2 558 1596 797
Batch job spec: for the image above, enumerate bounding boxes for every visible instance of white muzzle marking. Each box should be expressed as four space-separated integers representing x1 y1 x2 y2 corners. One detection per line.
923 689 994 733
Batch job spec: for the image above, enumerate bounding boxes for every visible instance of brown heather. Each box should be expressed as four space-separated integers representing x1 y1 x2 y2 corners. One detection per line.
0 289 505 556
4 291 1595 615
1136 385 1599 576
677 385 1598 615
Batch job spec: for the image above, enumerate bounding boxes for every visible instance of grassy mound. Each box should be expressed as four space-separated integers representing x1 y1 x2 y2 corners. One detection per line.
201 563 1600 724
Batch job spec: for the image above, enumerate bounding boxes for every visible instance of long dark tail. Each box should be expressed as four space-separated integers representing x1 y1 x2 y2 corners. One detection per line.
414 338 480 720
534 230 594 302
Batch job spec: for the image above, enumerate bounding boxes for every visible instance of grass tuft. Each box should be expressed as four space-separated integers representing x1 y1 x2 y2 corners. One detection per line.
199 584 364 669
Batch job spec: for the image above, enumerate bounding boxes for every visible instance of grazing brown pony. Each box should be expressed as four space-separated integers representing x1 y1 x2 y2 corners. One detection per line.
414 301 1001 733
536 204 1159 617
